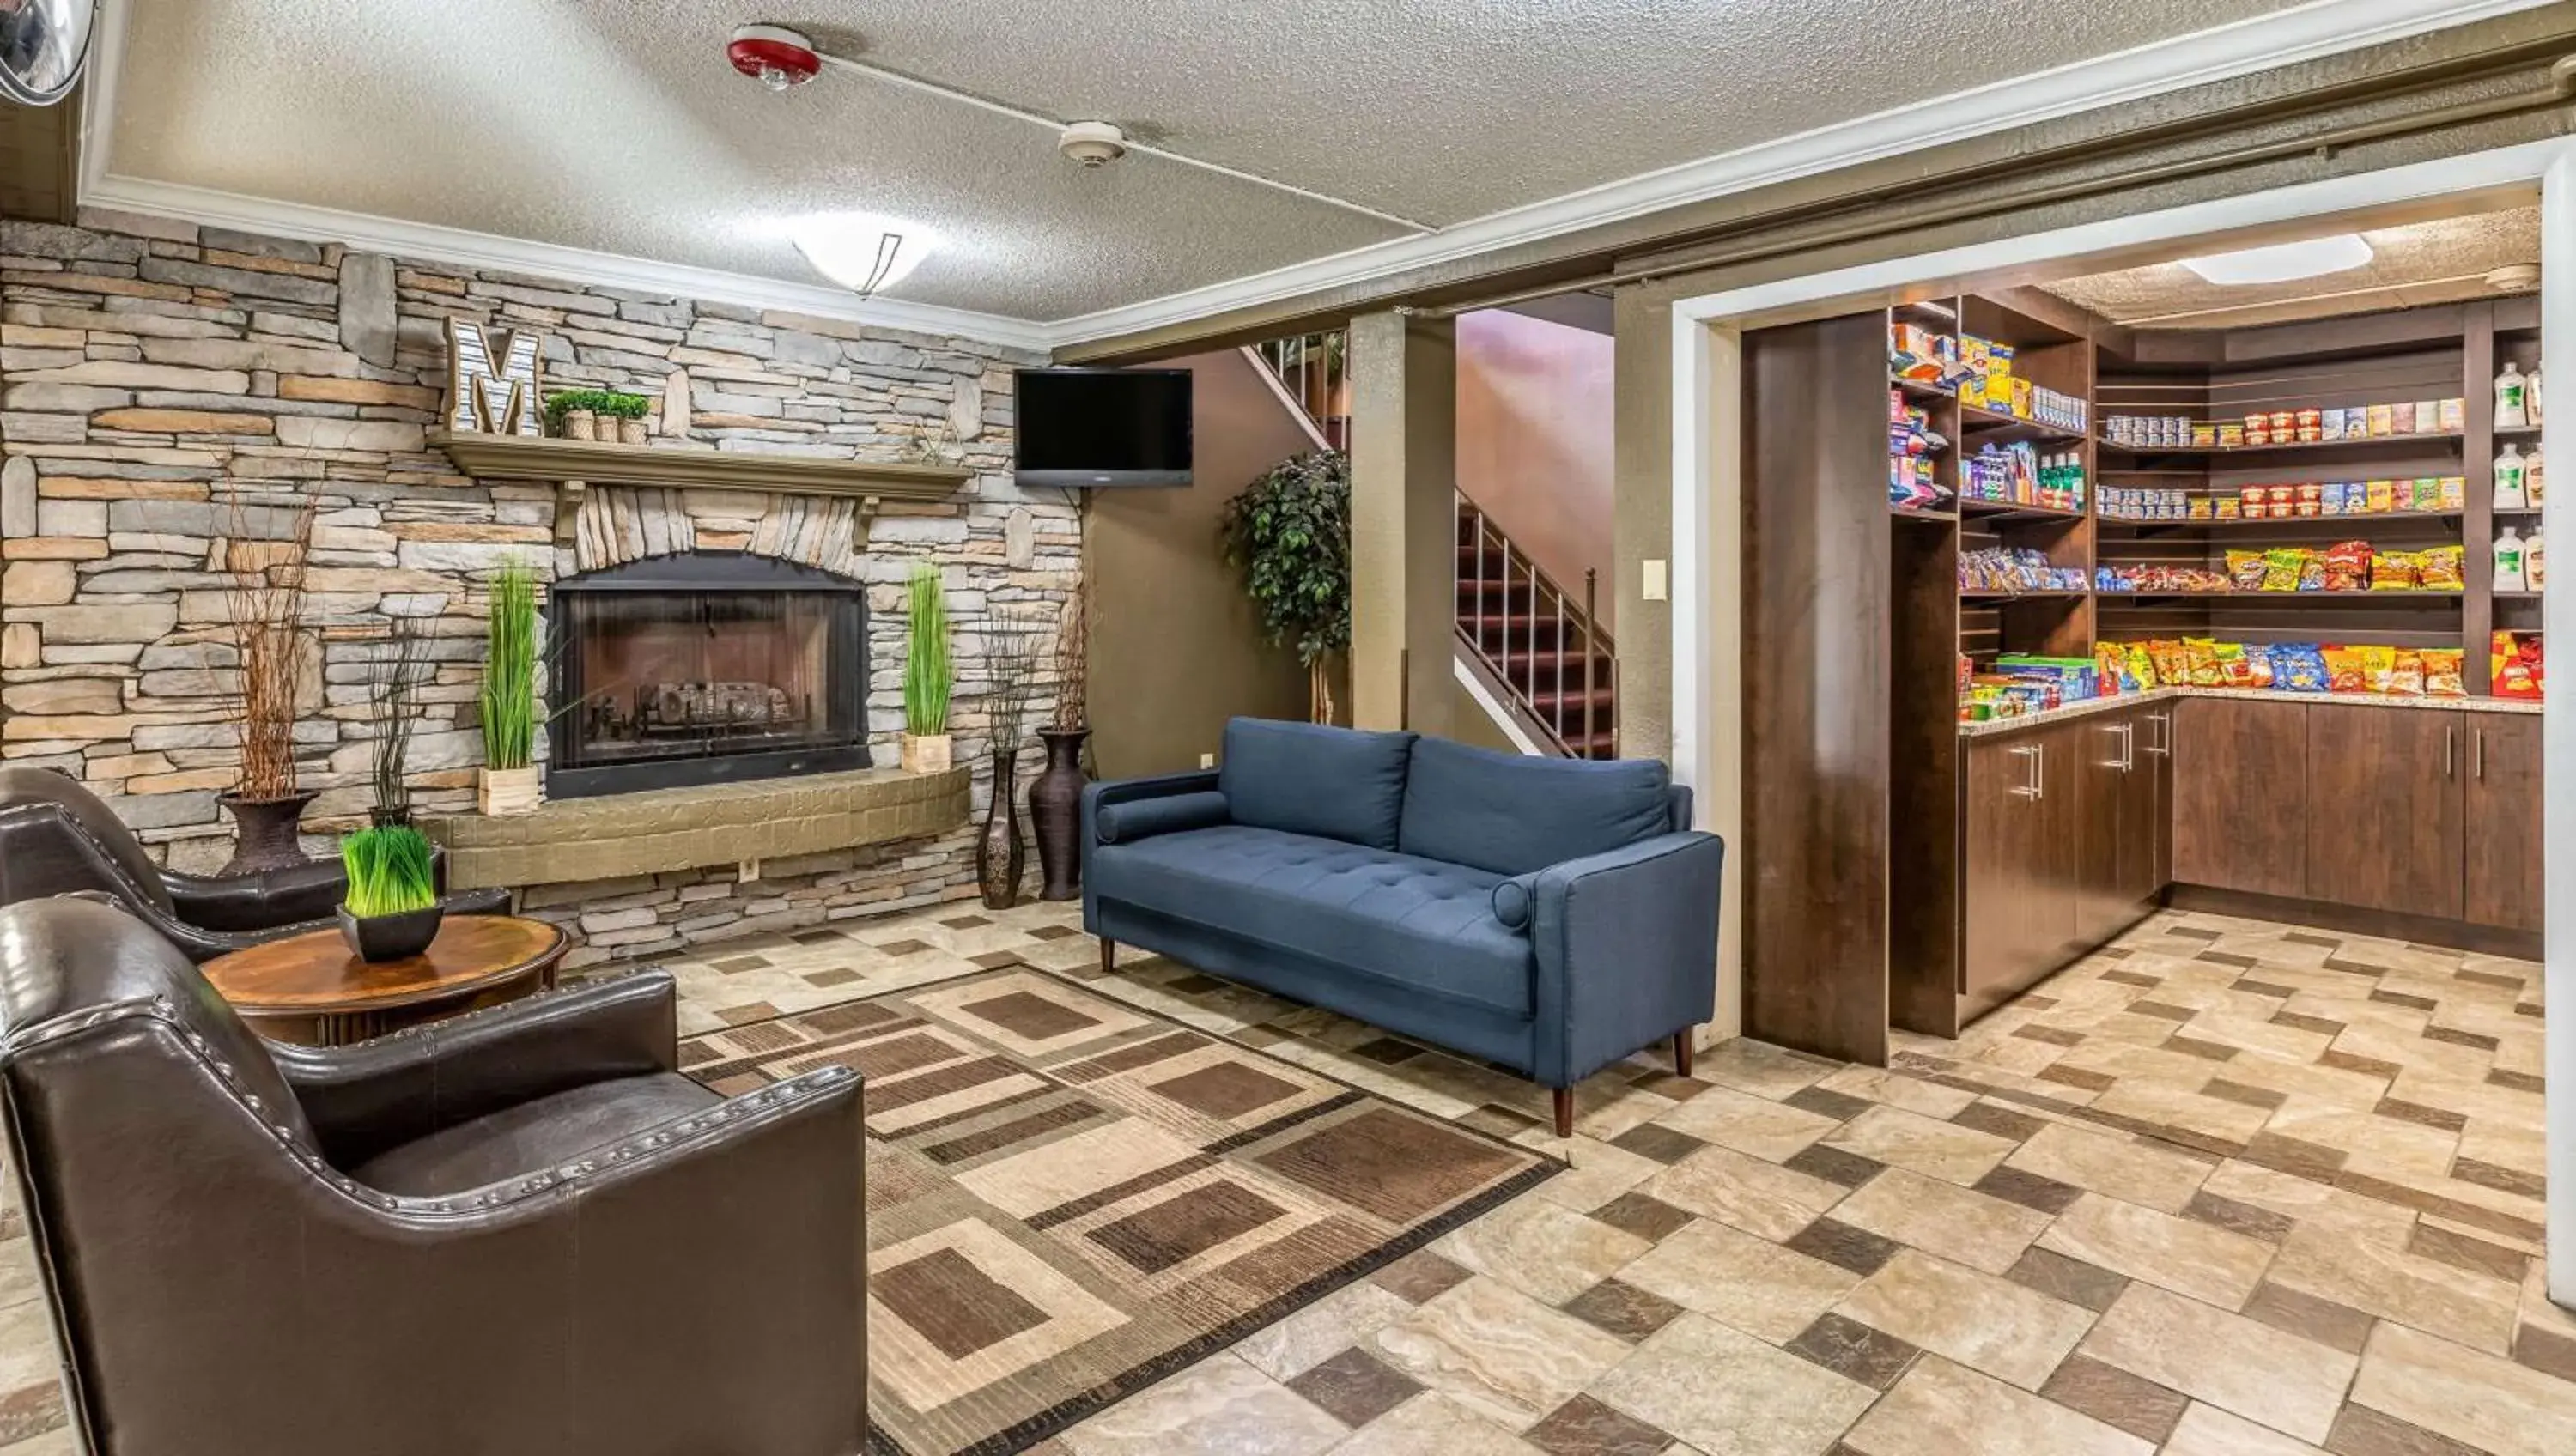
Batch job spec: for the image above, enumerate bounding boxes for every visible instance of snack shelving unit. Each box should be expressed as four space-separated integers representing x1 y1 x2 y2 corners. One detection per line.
1740 288 2545 1066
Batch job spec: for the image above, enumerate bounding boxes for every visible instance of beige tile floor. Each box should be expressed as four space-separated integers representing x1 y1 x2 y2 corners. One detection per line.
0 901 2561 1454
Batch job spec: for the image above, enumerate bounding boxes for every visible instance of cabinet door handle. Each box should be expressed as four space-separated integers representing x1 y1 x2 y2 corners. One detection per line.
2034 744 2045 801
2119 723 2136 773
2146 712 2172 757
2010 745 2042 799
2474 727 2486 780
2445 725 2456 779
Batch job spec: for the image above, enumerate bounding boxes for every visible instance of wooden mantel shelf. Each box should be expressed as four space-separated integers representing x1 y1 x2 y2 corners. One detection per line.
431 431 972 501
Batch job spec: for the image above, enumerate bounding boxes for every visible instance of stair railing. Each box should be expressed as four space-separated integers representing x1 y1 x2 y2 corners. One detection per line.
1251 332 1350 449
1456 490 1618 759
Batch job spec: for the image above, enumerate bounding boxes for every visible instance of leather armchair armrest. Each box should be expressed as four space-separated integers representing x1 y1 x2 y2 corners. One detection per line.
165 858 349 931
1524 831 1725 1087
271 968 680 1169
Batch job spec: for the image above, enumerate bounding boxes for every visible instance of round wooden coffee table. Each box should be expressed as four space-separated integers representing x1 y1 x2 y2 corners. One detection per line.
204 914 568 1046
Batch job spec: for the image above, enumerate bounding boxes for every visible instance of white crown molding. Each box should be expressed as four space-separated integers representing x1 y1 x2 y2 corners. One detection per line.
76 174 1055 352
69 0 2549 353
1043 0 2560 347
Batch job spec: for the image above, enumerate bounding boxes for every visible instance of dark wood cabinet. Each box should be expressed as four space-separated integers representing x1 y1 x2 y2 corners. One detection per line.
2465 715 2543 931
1962 729 2071 1021
2067 713 2136 955
2305 706 2464 921
2172 697 2309 899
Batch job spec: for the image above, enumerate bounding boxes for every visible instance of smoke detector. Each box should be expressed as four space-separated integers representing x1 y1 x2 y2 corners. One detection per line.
1058 121 1129 168
2487 263 2543 294
727 24 822 91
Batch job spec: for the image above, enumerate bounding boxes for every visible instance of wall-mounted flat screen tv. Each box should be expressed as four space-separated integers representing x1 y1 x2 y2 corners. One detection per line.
1014 367 1193 488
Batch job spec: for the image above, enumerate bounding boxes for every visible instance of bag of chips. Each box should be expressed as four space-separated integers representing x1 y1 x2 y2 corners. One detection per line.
2418 544 2465 592
2322 540 2372 592
2272 644 2330 692
2227 550 2269 592
2423 648 2465 698
2212 641 2257 688
2126 642 2160 689
2261 548 2307 592
2094 640 2132 694
2372 550 2421 591
2322 646 2369 694
2183 638 2223 687
2148 640 2190 686
2356 645 2399 695
2494 631 2546 699
2388 650 2426 696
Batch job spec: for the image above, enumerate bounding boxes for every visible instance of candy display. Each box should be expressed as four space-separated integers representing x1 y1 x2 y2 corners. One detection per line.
2494 630 2545 699
1962 440 2085 511
1962 546 2087 594
2094 543 2461 595
1954 335 2087 432
2100 397 2464 449
1889 390 1953 511
2097 476 2464 521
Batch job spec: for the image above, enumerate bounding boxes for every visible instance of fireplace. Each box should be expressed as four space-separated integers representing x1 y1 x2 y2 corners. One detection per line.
545 552 870 798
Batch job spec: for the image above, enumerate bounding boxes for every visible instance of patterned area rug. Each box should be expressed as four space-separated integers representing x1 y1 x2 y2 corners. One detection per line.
679 966 1558 1456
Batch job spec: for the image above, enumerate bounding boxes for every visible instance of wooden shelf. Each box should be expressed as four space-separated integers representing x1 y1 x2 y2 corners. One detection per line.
1892 504 1959 522
2494 589 2546 598
430 431 972 500
1959 498 2087 524
2097 431 2464 457
2097 590 2464 602
1959 402 2087 443
1891 375 1956 402
1960 589 2087 601
2098 510 2464 531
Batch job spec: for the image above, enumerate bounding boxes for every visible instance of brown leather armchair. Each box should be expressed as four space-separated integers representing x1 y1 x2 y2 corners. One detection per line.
0 896 867 1456
0 766 510 962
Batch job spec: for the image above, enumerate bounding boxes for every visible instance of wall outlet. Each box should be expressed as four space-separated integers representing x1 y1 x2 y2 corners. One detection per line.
738 858 762 883
1199 752 1217 770
1642 559 1669 602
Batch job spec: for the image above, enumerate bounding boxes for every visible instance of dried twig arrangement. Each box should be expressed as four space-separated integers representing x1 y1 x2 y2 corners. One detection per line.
370 613 430 821
222 493 319 800
982 605 1047 751
1049 585 1089 732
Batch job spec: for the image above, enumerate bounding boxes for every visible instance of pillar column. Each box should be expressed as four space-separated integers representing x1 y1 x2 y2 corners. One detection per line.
1346 310 1456 737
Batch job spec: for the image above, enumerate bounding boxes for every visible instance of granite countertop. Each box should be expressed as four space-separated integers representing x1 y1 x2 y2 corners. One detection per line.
1958 685 2543 738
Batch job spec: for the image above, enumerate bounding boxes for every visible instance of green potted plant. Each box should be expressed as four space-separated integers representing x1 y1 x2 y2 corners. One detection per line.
901 561 953 773
544 388 653 443
477 558 543 815
1219 450 1352 723
337 823 442 962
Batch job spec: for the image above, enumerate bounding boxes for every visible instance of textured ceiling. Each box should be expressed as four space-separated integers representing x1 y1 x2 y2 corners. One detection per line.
106 0 2317 322
2039 209 2543 329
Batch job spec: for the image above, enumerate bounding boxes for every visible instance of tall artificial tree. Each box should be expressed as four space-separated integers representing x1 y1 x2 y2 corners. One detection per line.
1218 451 1351 724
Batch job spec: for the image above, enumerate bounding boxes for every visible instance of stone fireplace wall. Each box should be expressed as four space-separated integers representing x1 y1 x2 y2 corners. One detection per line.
0 210 1075 962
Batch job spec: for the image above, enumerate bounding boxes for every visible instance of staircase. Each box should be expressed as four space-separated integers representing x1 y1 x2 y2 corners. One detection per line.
1455 493 1617 759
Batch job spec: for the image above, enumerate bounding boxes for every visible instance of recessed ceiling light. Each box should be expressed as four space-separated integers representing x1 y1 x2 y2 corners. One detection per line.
2178 234 2373 287
791 215 935 297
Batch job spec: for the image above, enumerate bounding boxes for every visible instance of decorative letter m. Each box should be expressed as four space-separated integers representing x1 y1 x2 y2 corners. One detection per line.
444 318 546 436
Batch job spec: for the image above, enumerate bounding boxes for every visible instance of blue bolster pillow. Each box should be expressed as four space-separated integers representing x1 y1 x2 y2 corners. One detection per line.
1096 791 1231 845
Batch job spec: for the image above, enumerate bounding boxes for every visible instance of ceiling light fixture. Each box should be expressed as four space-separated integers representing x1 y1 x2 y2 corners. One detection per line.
2178 234 2374 287
791 215 932 297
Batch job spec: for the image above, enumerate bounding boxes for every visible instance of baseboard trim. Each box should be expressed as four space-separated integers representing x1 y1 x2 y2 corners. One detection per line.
2165 884 2542 961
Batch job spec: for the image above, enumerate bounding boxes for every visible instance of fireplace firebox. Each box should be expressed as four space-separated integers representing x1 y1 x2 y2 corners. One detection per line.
544 553 870 798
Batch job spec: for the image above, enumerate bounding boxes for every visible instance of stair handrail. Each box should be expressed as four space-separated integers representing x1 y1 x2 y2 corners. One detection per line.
1248 332 1350 449
1455 488 1617 758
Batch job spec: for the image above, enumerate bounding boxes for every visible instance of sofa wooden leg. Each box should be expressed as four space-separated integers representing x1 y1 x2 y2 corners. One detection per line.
1099 938 1116 974
1674 1030 1693 1078
1552 1088 1573 1139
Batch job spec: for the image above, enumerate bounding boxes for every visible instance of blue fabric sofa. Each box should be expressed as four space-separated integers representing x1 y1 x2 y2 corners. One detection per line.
1081 718 1724 1136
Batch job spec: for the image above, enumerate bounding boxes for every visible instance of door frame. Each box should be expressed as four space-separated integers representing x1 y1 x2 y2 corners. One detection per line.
1665 135 2575 1303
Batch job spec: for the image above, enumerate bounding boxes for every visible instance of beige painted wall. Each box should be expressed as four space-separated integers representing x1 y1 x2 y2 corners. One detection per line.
1456 309 1618 627
1085 349 1315 779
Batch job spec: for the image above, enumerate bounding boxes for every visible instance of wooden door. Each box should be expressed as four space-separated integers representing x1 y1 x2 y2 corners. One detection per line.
2305 706 2464 921
1962 731 2068 1020
2172 697 2308 899
2142 704 2176 890
2465 713 2543 931
2110 707 2167 921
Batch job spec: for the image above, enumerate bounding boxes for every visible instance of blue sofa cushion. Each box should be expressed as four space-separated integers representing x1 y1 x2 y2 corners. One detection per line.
1096 791 1230 845
1398 737 1674 877
1219 719 1416 851
1089 825 1532 1018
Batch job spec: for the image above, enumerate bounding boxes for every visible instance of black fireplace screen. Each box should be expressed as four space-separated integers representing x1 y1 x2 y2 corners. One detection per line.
545 553 869 798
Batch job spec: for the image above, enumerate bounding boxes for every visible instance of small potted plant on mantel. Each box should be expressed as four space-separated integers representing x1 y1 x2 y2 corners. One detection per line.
477 559 544 815
337 823 443 962
544 389 654 444
902 561 953 774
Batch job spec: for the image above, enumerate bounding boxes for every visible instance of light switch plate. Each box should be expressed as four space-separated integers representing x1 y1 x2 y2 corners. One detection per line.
1642 559 1669 601
1200 752 1217 769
